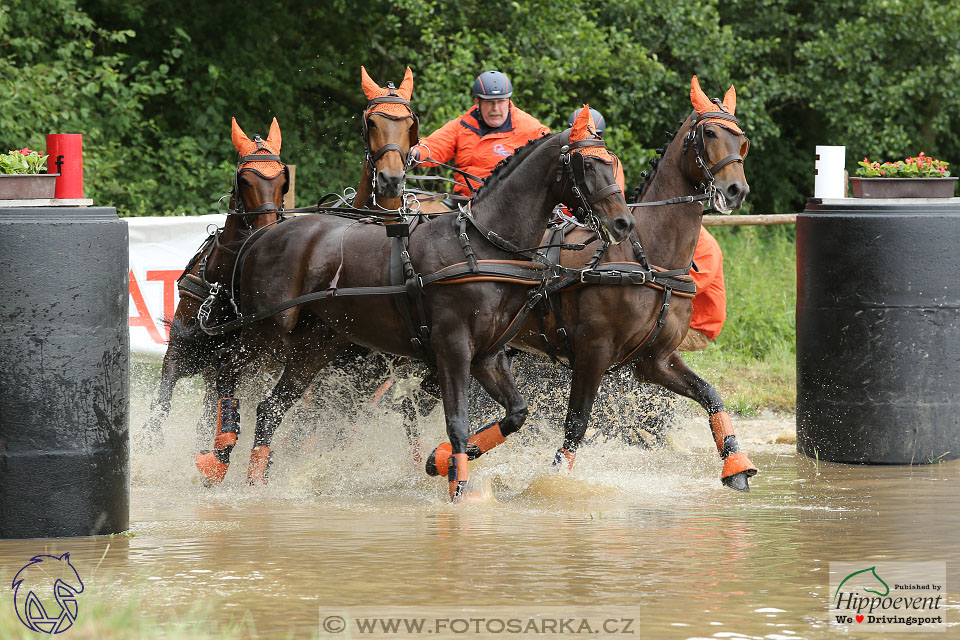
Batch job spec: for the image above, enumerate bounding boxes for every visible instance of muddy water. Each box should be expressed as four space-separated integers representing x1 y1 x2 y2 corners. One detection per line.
2 364 958 639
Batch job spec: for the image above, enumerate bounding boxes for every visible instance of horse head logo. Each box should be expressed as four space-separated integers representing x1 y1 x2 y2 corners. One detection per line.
12 553 85 634
834 565 890 602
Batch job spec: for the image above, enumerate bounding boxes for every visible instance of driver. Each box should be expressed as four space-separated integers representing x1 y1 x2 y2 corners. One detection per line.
409 70 551 198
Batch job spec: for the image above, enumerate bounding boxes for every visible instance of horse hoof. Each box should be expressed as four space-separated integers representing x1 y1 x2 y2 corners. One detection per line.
425 442 452 477
722 471 751 492
196 451 229 484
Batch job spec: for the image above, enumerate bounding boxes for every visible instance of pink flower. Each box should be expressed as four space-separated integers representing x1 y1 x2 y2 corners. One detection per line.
17 147 33 155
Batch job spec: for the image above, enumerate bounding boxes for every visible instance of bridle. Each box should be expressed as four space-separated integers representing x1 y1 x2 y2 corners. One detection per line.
229 134 289 225
681 103 750 200
360 82 419 205
558 137 625 242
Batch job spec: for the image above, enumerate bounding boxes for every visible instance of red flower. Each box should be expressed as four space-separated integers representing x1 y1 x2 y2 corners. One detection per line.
17 147 33 155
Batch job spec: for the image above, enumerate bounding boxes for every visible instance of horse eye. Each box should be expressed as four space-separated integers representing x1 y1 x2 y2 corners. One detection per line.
367 120 377 129
704 128 717 139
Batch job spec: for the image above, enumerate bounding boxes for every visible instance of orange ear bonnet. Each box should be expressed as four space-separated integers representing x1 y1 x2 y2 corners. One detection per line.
689 76 742 134
569 104 615 164
361 66 414 118
232 117 283 177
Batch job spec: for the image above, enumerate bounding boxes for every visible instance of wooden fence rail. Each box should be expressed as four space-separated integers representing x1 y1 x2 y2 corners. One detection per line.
702 213 797 226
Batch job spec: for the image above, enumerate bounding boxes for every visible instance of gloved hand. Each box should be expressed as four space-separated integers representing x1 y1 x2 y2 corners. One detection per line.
408 147 422 166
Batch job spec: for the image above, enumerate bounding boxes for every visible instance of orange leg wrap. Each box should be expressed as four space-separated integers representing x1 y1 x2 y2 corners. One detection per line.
722 452 758 479
195 451 230 483
471 422 506 454
555 448 576 471
213 397 240 450
709 412 736 454
448 453 469 502
246 446 272 485
426 423 507 477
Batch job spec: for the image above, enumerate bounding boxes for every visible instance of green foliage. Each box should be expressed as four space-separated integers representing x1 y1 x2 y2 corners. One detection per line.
710 224 796 361
3 0 958 215
0 149 48 174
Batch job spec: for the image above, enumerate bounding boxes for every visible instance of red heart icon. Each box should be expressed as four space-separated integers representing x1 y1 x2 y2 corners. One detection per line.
856 615 864 623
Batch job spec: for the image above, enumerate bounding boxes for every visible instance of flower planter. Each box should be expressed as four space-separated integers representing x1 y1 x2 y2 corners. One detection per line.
0 173 59 199
850 176 958 198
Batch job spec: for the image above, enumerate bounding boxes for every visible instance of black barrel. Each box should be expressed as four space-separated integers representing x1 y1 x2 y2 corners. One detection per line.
0 206 129 538
797 198 960 464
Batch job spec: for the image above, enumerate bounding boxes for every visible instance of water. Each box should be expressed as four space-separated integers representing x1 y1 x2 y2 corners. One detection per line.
1 365 957 639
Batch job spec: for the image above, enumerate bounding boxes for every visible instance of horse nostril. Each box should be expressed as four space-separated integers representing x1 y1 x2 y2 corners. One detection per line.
727 183 740 198
615 216 634 236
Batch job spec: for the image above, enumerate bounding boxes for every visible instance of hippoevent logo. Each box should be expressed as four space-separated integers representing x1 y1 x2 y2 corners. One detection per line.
830 562 945 632
11 553 85 634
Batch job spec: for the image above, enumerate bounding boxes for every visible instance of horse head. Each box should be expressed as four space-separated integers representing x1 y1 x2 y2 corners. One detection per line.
230 117 288 227
562 105 634 243
680 76 750 213
12 553 85 633
360 65 417 203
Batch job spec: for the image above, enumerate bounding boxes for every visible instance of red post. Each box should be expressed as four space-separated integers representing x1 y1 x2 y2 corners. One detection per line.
45 134 84 199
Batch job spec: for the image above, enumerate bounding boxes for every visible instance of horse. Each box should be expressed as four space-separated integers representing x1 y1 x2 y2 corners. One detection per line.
141 66 429 448
139 118 288 446
194 106 635 500
422 77 758 491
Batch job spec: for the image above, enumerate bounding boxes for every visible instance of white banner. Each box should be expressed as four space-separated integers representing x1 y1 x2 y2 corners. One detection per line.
127 214 226 357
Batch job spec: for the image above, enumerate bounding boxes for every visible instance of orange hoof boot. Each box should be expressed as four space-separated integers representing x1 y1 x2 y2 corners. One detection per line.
720 452 758 492
247 446 272 485
426 442 452 477
552 448 576 472
196 450 229 484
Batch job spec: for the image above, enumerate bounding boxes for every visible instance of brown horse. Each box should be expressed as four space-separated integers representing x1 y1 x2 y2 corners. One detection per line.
195 107 635 500
424 77 758 491
139 118 288 445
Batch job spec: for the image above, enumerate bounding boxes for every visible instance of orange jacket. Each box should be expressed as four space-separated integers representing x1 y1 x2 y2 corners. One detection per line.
689 227 726 340
413 101 551 197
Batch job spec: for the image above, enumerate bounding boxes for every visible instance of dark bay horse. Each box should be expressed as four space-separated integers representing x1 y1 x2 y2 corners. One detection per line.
424 77 758 491
196 107 635 500
140 118 288 445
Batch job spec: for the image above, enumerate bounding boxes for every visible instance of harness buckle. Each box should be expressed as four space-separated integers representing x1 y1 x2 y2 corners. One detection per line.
580 268 591 284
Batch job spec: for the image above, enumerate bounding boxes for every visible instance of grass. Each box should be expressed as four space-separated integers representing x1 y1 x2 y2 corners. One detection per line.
0 583 314 640
684 223 797 415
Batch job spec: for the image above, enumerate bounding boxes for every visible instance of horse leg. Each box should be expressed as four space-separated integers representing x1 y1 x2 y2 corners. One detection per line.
427 336 474 502
553 345 614 471
140 356 179 448
399 365 440 464
634 351 758 491
195 369 219 448
425 349 528 475
194 352 246 484
246 340 339 485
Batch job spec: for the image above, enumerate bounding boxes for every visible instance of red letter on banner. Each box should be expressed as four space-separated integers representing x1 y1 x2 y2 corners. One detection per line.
147 270 182 341
129 269 165 344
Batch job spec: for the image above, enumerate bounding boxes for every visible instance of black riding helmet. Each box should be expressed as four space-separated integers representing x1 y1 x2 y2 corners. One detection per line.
473 70 513 99
567 107 606 135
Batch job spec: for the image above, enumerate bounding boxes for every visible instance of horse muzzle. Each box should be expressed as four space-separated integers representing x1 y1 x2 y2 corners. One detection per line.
598 211 635 244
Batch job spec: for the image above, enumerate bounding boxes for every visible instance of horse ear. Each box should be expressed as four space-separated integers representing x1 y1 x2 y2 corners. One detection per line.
361 65 383 101
266 117 282 152
231 117 253 154
397 66 414 101
690 76 714 115
722 84 736 115
570 104 595 143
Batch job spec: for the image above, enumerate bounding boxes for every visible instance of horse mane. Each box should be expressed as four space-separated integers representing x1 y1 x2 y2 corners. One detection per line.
472 132 554 204
636 113 692 201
